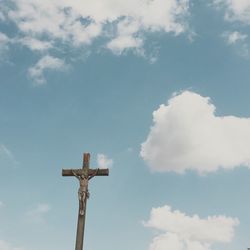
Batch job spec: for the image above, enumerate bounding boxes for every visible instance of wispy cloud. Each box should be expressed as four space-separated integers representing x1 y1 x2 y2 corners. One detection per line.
144 205 239 250
223 31 248 44
141 91 250 174
222 30 249 57
213 1 250 58
28 55 68 85
0 144 17 166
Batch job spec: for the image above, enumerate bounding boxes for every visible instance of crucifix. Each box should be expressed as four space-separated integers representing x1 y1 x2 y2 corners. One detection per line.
62 153 109 250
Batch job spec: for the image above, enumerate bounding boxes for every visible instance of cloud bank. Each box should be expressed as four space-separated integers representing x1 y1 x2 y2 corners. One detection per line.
141 91 250 173
0 0 191 83
1 0 190 54
144 205 239 250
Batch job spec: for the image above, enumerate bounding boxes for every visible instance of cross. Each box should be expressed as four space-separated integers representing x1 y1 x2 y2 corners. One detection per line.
62 153 109 250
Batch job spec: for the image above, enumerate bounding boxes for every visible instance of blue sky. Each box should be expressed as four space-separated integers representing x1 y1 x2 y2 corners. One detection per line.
1 0 250 250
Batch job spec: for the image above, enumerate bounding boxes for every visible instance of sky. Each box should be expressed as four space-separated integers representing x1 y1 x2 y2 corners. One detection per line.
1 0 250 249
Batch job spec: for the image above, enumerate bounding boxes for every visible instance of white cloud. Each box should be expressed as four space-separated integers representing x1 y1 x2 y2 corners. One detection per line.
0 201 4 208
105 18 146 55
0 240 24 250
5 0 190 54
144 205 239 250
28 55 67 85
26 203 50 224
141 91 250 174
214 0 250 24
97 154 113 169
106 35 143 55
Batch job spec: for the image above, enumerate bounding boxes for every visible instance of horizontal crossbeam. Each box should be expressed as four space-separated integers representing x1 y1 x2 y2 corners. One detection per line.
62 168 109 176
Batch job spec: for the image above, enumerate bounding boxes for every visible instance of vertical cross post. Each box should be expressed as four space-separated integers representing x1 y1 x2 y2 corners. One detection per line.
62 153 109 250
75 153 89 250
